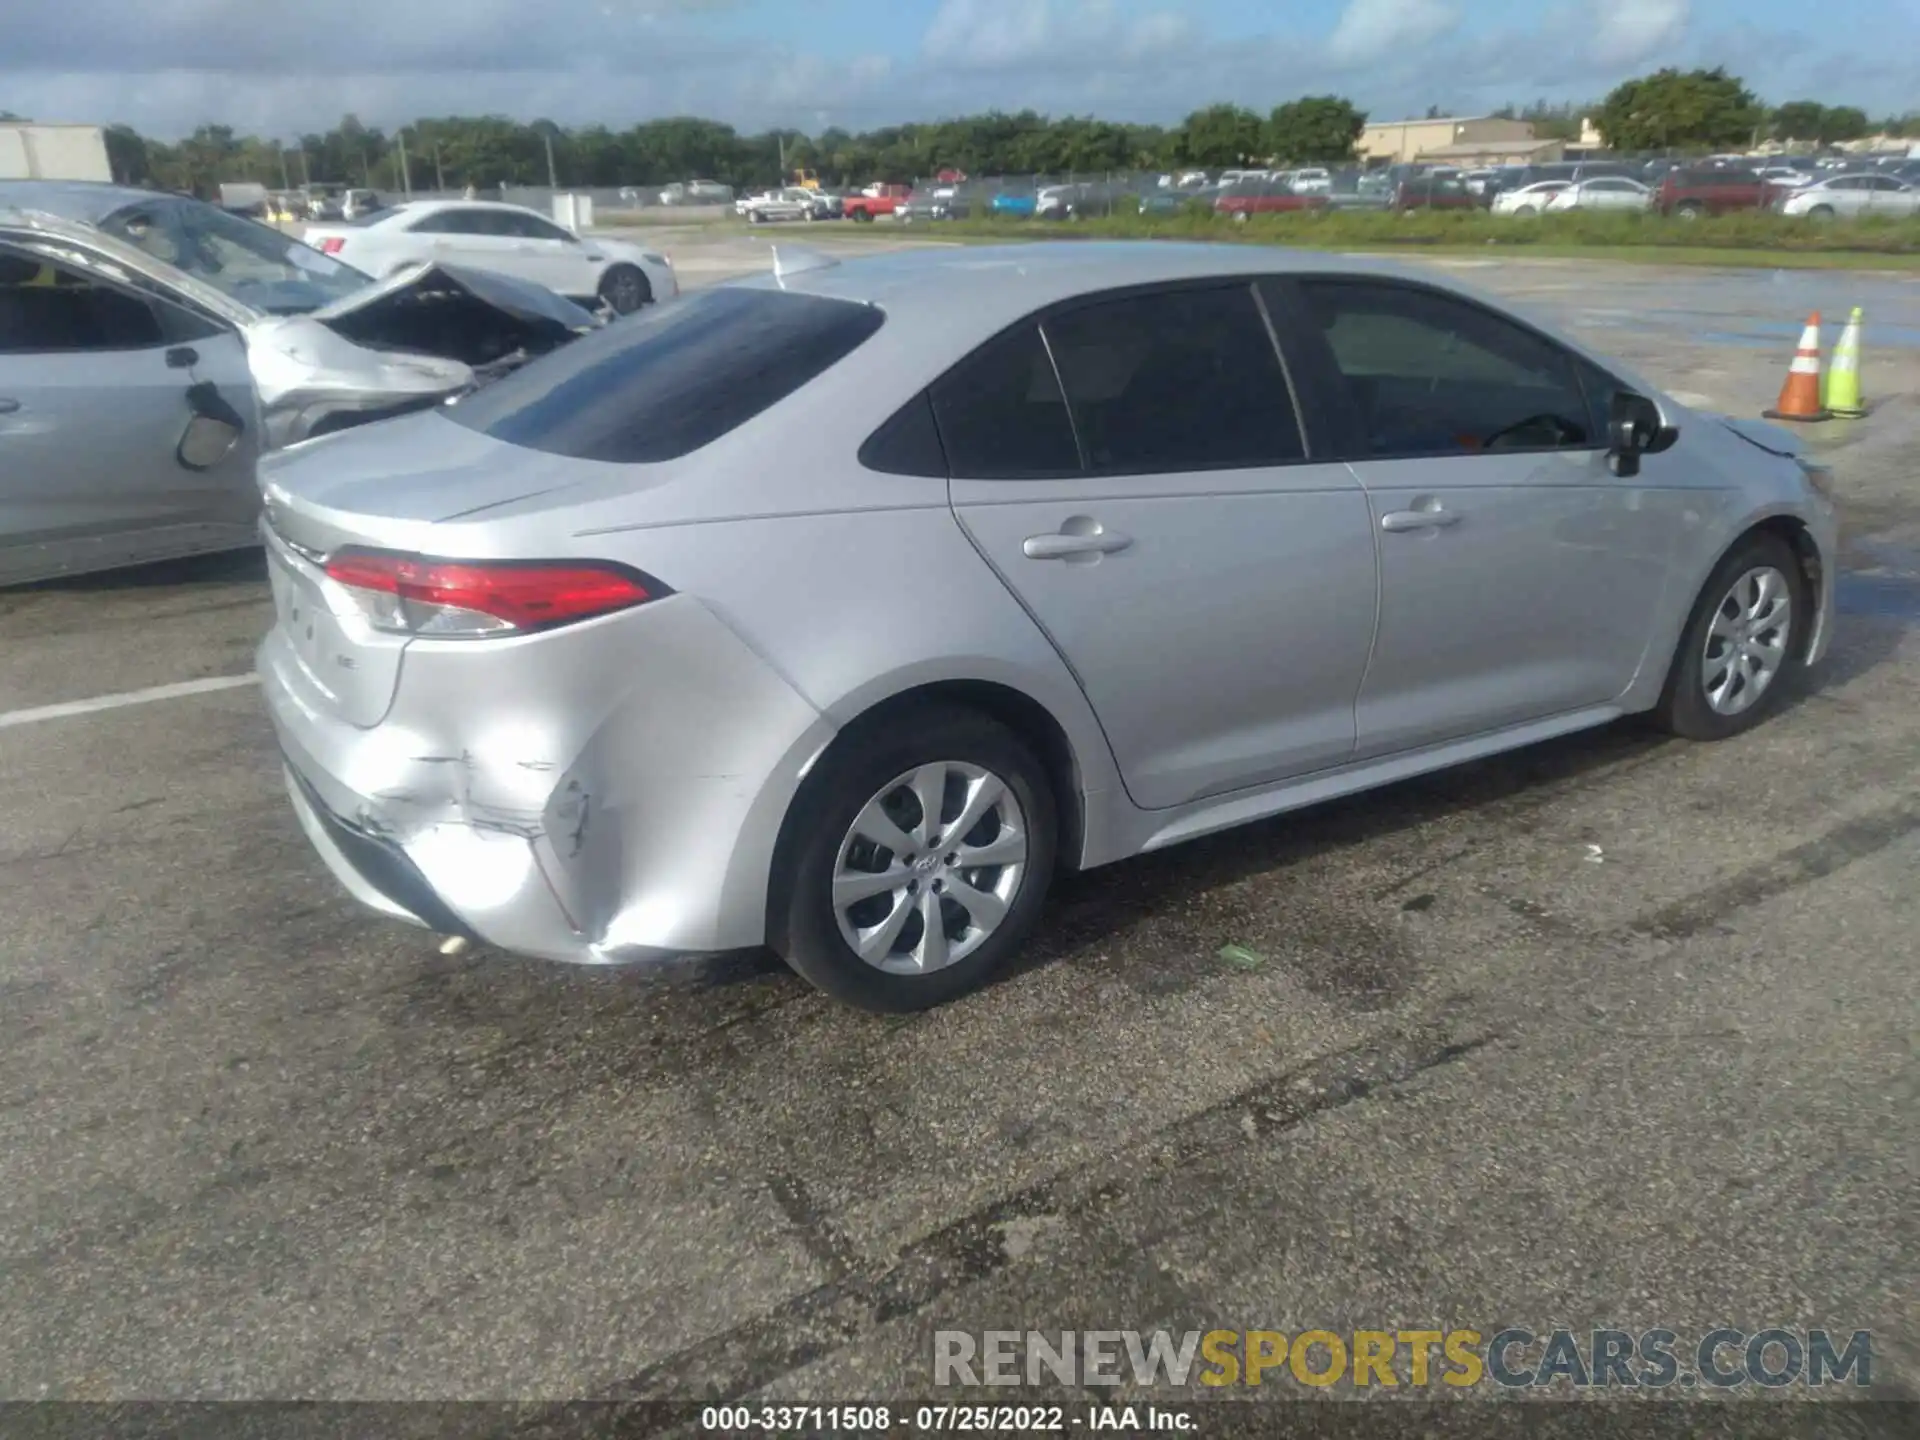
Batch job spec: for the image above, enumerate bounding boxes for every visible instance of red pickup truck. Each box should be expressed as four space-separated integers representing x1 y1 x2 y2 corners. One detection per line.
842 185 913 222
1388 176 1477 211
1214 182 1331 220
1654 167 1771 217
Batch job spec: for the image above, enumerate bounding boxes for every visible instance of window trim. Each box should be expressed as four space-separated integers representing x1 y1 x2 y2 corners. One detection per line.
893 275 1325 483
1264 273 1620 464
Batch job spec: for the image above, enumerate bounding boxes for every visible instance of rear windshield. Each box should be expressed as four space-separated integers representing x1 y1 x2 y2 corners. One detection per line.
442 286 885 462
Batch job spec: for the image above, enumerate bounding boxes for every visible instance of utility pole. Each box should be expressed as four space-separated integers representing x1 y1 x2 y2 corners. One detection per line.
432 141 446 191
544 132 559 189
276 141 291 190
777 131 787 179
397 128 413 194
296 142 310 187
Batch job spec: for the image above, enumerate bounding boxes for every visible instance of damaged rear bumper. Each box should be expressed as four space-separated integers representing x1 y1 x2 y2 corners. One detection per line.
258 594 838 965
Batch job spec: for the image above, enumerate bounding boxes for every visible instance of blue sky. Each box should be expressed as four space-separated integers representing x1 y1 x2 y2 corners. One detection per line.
4 0 1915 139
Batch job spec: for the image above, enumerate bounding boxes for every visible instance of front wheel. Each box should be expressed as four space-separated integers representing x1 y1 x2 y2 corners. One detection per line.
1674 201 1704 220
1650 531 1808 740
1515 204 1537 216
770 706 1058 1013
1807 204 1836 221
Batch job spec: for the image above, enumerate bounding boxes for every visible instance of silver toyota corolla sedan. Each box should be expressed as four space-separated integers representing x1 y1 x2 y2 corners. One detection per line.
258 242 1837 1011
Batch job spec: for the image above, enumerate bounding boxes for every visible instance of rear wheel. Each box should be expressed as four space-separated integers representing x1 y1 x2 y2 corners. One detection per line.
1651 532 1807 740
597 264 651 315
770 706 1057 1013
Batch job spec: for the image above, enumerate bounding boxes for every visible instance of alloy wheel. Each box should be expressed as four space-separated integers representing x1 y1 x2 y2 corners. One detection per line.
1701 565 1793 716
832 761 1029 975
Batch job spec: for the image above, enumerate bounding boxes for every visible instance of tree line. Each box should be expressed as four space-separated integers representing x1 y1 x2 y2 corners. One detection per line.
8 70 1914 197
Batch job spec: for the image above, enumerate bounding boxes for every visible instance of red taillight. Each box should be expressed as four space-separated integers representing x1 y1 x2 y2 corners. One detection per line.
317 237 346 255
322 550 662 638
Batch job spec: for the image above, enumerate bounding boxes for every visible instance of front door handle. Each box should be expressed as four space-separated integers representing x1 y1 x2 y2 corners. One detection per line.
1380 508 1461 532
1024 529 1133 560
0 398 19 415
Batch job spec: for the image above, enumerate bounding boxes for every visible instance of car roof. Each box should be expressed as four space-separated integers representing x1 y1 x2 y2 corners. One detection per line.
0 179 177 225
393 198 546 217
742 242 1436 336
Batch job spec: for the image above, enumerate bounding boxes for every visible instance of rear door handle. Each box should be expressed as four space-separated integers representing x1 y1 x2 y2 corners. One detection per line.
1380 508 1461 532
0 398 19 415
1023 530 1133 560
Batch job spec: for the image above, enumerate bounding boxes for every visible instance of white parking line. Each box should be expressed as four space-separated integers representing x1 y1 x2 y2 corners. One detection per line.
0 675 258 731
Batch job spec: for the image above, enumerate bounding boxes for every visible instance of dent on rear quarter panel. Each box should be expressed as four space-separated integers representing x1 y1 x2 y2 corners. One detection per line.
362 595 830 955
580 505 1130 855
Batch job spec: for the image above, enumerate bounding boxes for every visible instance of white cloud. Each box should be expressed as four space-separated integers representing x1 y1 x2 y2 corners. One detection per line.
920 0 1189 71
1325 0 1461 65
0 0 1907 142
1591 0 1690 68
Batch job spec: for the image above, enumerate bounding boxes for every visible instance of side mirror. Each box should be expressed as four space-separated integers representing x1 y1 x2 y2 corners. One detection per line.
176 380 245 471
1606 388 1674 477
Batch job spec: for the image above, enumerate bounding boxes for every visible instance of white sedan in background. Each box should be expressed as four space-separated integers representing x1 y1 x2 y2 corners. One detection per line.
1491 179 1572 215
1544 176 1654 213
1778 173 1920 219
303 199 677 314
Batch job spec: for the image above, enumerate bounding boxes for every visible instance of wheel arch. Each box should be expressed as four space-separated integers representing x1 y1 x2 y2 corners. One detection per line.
1629 508 1829 713
758 674 1106 954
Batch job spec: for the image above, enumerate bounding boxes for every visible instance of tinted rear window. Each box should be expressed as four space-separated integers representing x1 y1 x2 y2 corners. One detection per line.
443 286 884 462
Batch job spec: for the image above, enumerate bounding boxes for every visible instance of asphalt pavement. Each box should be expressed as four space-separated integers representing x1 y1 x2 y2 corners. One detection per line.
0 244 1916 1419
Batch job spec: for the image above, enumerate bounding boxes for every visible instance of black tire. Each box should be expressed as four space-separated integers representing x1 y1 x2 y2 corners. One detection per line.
769 705 1058 1013
1650 531 1808 741
1675 201 1704 220
852 208 874 223
597 264 651 315
1515 204 1537 216
1808 204 1835 221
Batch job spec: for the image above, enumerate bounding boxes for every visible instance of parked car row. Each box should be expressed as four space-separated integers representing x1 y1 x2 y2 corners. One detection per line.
731 155 1920 229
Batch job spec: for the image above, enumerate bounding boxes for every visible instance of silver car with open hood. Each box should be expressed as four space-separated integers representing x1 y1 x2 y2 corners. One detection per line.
0 182 598 585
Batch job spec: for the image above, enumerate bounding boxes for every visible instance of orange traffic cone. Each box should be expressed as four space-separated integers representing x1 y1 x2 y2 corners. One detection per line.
1763 312 1831 422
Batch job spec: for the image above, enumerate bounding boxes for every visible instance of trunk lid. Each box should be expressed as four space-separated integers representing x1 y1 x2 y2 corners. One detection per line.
260 408 602 544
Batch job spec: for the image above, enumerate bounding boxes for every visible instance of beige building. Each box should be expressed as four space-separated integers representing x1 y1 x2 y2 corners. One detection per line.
1358 115 1539 165
1416 136 1565 167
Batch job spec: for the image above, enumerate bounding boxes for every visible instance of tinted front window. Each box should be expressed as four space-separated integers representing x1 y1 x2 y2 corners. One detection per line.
1043 284 1303 473
929 323 1080 479
444 286 884 463
1297 280 1596 458
501 212 576 241
409 209 499 235
0 248 163 353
